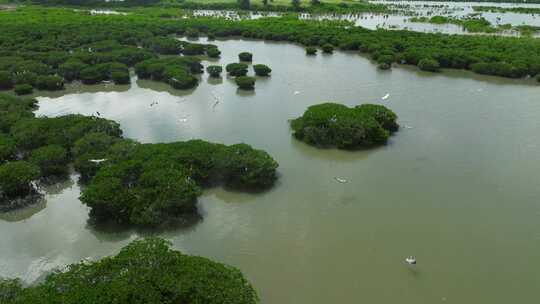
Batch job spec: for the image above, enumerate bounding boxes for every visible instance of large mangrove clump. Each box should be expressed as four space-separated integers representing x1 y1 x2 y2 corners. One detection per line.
0 94 279 224
290 103 399 149
0 237 259 304
80 140 278 226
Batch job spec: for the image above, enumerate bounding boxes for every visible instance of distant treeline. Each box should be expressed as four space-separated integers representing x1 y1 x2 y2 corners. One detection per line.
28 0 390 13
1 7 540 85
378 0 540 4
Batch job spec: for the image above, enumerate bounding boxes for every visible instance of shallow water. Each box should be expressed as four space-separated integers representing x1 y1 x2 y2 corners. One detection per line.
194 1 540 35
3 38 540 303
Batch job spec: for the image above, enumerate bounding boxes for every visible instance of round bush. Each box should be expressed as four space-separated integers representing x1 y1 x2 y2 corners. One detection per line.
306 47 317 55
29 145 69 176
253 64 272 76
239 52 253 62
4 238 259 304
290 102 399 149
14 84 33 95
226 63 248 76
322 44 334 54
0 161 40 197
418 58 440 72
207 47 221 58
235 76 256 90
206 65 223 78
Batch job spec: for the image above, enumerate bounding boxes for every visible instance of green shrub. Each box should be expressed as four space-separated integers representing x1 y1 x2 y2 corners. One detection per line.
58 59 88 81
135 57 201 89
29 145 69 176
322 44 334 53
207 47 221 58
418 58 440 72
182 43 206 55
235 76 256 90
14 84 33 95
239 52 253 62
12 71 37 87
0 71 13 90
0 134 16 163
11 114 122 151
226 63 248 76
306 47 317 55
111 70 130 84
0 161 40 197
4 238 259 304
185 28 199 38
253 64 272 76
290 102 399 149
206 65 223 77
0 278 23 303
35 75 64 90
537 74 540 82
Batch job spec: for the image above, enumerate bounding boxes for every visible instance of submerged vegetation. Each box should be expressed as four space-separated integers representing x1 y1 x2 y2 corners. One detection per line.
291 103 399 149
1 237 259 304
410 15 540 36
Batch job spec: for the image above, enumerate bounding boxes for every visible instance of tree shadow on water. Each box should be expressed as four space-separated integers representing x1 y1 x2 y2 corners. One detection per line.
85 211 203 243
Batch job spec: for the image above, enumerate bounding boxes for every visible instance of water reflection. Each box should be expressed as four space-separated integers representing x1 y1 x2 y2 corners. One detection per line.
0 199 46 222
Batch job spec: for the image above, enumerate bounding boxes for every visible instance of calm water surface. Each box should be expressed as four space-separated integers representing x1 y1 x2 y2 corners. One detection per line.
2 38 540 303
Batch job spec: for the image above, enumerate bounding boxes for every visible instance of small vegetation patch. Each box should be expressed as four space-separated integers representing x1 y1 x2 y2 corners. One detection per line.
226 62 249 76
290 102 399 149
239 52 253 62
206 65 223 77
306 47 317 55
235 76 256 90
253 64 272 76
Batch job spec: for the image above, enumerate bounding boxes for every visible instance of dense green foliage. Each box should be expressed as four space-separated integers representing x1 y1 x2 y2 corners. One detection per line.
306 46 317 55
0 7 539 80
207 46 221 58
322 43 334 54
418 58 440 72
291 102 399 149
226 62 249 76
13 84 33 95
0 17 220 90
0 93 278 221
235 75 256 89
2 237 259 304
253 64 271 76
29 145 69 176
135 57 202 89
239 51 253 62
0 161 40 197
206 65 223 77
80 140 278 226
0 93 122 202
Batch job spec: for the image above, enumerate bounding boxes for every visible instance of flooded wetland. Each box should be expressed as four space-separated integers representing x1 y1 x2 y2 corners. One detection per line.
2 36 540 303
